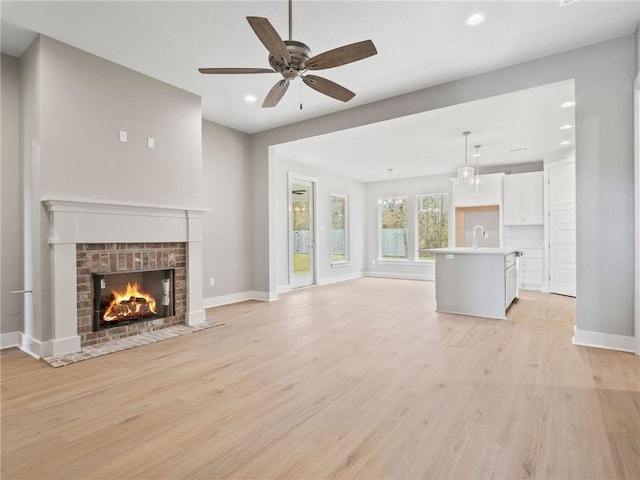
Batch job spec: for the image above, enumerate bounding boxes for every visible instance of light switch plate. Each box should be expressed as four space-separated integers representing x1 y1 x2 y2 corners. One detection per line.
119 130 127 142
147 137 155 148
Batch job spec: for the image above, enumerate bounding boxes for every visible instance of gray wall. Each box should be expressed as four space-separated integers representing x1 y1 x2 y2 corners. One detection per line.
202 120 252 299
38 37 202 207
251 35 636 338
17 36 204 343
1 54 23 335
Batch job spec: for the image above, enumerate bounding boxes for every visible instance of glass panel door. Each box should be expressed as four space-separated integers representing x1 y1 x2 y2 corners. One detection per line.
290 178 315 288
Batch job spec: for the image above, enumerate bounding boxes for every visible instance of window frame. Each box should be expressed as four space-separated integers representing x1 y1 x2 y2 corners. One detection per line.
330 194 350 266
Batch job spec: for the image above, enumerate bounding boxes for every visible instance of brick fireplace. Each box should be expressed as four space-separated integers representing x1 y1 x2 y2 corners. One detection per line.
40 198 206 358
77 242 186 346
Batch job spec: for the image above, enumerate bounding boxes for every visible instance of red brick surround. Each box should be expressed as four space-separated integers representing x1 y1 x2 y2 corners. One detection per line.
76 243 186 346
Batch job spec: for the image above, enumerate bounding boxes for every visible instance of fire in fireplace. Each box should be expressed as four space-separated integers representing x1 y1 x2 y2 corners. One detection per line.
92 269 175 331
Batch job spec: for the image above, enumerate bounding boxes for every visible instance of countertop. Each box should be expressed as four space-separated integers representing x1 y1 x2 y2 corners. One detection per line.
428 247 517 255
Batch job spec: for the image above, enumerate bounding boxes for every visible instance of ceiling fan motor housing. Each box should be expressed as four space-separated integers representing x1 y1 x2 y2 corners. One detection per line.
269 40 311 78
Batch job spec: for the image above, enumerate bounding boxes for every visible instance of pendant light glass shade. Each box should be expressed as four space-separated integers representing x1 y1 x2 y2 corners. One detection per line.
457 165 475 185
472 144 482 200
457 131 475 185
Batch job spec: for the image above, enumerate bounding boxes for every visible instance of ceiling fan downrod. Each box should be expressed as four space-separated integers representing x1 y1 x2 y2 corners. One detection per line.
289 0 293 41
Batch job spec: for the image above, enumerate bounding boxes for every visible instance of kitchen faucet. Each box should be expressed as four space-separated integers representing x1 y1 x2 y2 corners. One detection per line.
472 225 487 249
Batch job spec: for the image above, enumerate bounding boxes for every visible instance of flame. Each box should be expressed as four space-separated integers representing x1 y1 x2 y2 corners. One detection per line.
103 282 157 322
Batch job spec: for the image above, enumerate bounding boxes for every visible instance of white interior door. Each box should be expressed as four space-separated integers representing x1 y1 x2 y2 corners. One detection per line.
289 176 316 289
548 161 576 296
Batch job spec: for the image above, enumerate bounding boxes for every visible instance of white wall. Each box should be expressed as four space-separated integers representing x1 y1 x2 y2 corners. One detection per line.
273 157 366 291
365 173 451 280
202 120 253 302
251 34 636 340
1 54 23 336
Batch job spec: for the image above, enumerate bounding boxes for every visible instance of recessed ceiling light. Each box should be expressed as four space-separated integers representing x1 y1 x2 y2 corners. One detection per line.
560 124 573 130
466 13 485 26
473 153 482 158
509 147 528 153
560 140 572 145
244 94 258 103
561 101 575 108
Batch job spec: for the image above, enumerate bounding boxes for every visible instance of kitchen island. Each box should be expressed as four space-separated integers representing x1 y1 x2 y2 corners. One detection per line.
429 247 518 320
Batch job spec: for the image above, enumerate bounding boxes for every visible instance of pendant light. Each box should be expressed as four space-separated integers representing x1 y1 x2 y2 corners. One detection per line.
457 131 474 185
378 168 402 208
472 144 482 199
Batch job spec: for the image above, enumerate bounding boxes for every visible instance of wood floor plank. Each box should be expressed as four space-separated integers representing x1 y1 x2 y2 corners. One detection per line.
1 278 638 479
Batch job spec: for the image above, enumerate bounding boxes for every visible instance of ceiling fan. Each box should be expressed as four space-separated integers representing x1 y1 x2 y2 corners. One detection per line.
198 0 377 108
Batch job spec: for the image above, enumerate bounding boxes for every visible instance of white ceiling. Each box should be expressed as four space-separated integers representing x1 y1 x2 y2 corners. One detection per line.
274 80 576 182
1 1 637 183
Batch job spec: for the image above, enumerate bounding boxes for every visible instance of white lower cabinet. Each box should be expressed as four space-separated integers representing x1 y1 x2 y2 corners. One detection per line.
517 248 543 290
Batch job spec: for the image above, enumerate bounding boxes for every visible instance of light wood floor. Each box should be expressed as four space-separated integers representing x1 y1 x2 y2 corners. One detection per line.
1 278 639 479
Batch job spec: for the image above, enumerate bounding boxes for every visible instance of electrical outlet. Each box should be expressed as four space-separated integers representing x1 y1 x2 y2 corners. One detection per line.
210 277 215 286
119 130 127 142
147 137 155 149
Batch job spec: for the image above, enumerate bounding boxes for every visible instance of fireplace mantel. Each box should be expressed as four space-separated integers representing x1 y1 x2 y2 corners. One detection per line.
42 197 208 357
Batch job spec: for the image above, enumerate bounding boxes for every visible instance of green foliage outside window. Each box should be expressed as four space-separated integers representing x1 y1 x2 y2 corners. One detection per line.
380 198 408 259
417 194 448 259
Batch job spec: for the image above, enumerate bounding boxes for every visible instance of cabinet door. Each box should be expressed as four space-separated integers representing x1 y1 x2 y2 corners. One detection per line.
503 172 544 225
521 173 544 224
503 175 523 225
505 265 517 308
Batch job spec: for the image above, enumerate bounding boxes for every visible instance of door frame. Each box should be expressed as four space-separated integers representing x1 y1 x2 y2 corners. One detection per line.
288 172 318 288
634 83 639 355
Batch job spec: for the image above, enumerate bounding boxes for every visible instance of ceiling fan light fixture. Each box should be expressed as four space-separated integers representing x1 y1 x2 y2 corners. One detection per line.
198 0 377 108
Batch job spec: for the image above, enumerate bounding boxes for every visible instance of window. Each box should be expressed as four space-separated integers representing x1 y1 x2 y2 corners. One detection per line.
331 195 348 263
379 197 408 259
417 194 449 259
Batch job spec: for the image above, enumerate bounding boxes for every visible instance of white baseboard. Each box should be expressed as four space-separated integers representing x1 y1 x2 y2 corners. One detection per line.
51 335 82 356
2 331 82 358
276 284 292 295
203 290 276 309
20 333 48 359
187 309 207 325
364 271 434 281
317 272 364 286
0 331 22 349
572 327 635 353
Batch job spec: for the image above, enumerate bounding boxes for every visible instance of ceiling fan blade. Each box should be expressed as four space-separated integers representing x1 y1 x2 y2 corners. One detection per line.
198 67 276 74
262 79 290 108
303 75 355 102
247 16 291 65
306 40 377 70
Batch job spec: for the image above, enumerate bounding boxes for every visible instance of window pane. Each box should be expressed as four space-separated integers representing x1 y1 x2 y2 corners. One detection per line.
417 194 449 259
331 195 348 262
380 198 408 259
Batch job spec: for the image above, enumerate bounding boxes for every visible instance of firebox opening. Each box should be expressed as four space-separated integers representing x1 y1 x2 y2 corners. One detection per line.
92 269 175 331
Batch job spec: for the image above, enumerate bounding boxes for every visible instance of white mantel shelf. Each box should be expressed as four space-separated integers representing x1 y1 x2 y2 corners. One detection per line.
39 197 209 358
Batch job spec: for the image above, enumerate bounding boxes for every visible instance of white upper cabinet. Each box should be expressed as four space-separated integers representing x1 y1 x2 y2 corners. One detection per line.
503 172 544 225
452 173 505 207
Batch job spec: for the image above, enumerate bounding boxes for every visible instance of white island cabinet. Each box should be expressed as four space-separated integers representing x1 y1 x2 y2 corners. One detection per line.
430 247 518 320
